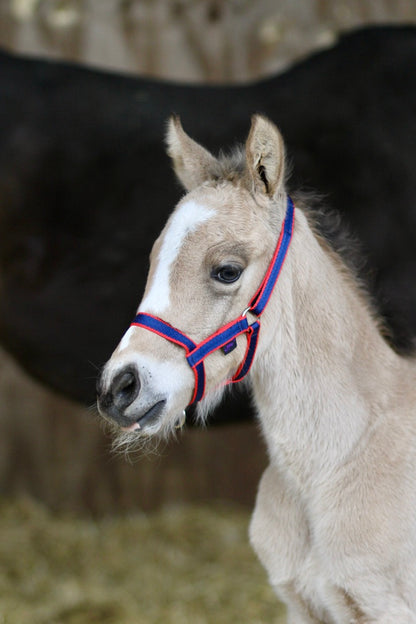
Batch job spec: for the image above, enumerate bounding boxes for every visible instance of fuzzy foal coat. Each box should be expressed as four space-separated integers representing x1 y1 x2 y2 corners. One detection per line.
249 204 416 622
98 115 416 623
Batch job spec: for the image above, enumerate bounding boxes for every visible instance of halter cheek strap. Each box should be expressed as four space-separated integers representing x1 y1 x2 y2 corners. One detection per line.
131 196 295 407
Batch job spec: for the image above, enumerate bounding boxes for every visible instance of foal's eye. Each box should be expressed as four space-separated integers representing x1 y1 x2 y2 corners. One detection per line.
211 263 243 284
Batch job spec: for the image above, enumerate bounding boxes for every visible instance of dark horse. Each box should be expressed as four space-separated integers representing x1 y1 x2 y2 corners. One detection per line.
1 25 416 425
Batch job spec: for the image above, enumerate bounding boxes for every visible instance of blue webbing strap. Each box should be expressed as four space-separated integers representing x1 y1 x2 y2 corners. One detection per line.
132 313 196 352
187 317 250 368
250 196 295 316
232 320 260 382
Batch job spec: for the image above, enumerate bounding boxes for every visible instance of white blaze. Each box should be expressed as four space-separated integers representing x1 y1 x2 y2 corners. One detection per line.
118 326 135 352
139 200 215 314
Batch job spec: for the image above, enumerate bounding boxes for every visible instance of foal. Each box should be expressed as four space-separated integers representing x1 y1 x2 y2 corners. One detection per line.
97 115 416 623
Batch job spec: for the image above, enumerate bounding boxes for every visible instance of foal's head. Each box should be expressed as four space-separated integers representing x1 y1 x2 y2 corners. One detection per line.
97 115 288 446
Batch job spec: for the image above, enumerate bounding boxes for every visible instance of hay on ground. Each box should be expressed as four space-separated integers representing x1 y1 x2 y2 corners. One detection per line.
0 498 286 623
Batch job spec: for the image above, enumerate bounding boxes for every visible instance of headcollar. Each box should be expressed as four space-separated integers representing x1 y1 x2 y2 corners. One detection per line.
131 195 295 407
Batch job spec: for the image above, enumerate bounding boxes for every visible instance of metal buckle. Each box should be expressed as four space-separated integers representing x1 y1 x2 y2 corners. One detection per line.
242 307 258 326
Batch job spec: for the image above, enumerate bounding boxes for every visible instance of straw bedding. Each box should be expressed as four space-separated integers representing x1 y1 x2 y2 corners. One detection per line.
0 497 286 623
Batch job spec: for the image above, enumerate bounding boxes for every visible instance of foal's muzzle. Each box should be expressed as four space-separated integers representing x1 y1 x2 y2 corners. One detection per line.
97 365 143 427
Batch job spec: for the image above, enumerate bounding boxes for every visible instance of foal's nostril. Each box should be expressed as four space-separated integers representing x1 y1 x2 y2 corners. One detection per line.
111 367 140 410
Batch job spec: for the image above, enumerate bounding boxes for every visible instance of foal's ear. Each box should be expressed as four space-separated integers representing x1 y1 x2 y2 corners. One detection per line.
166 115 219 191
245 115 285 197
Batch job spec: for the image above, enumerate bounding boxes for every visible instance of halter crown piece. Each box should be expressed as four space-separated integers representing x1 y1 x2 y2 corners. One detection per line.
131 196 295 409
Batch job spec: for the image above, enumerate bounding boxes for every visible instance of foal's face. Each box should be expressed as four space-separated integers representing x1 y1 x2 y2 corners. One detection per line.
97 114 286 444
97 183 274 438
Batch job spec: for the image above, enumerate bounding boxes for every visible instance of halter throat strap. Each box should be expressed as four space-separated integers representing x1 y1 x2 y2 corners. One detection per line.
131 196 295 406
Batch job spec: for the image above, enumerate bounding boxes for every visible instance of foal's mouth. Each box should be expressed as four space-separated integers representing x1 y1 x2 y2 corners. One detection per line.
121 399 166 433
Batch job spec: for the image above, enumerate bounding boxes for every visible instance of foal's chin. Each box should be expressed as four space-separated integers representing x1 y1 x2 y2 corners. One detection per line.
102 383 231 458
102 410 184 458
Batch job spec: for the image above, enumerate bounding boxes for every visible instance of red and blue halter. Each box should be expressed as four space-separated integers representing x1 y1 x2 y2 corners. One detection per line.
131 196 295 407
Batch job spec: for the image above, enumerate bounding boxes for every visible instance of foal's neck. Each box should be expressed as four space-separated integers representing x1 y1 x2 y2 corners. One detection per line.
251 207 401 480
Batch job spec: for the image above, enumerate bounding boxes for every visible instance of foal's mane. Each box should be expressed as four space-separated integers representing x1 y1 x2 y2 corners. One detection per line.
293 189 397 350
213 146 246 183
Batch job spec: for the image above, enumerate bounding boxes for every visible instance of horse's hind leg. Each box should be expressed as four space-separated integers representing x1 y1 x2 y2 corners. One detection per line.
250 465 320 623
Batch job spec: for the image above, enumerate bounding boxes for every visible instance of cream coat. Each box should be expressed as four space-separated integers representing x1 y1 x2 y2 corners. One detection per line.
98 116 416 623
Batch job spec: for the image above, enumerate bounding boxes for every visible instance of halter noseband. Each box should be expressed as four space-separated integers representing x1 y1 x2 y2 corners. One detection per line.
131 196 295 407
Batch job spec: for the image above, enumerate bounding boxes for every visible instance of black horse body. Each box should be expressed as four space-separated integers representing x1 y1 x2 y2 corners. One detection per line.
0 26 416 424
